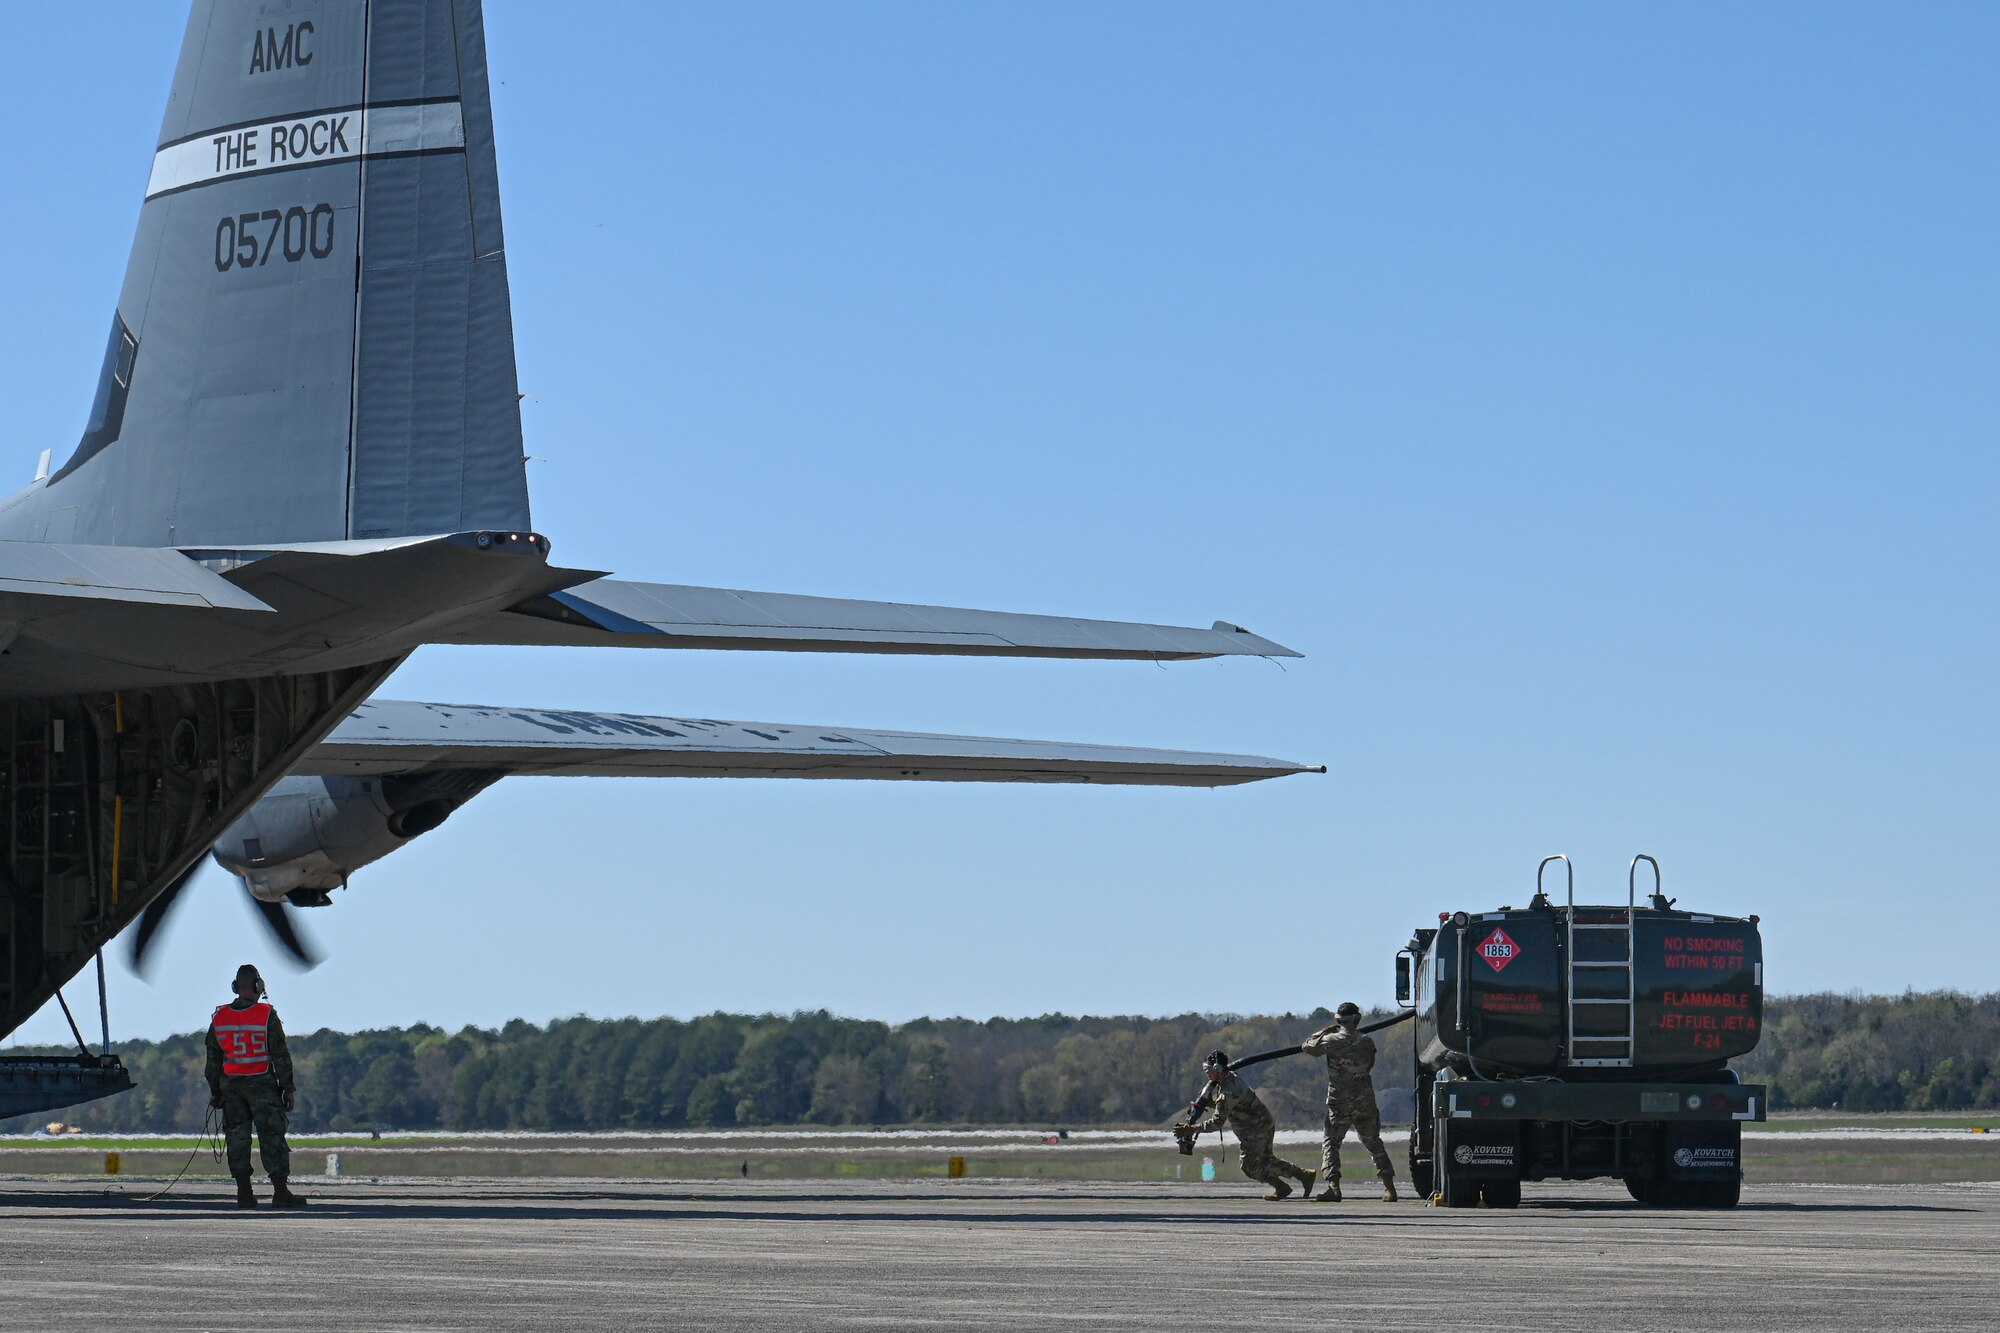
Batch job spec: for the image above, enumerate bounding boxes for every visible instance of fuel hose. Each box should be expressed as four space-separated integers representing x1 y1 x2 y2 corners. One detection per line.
1227 1010 1414 1072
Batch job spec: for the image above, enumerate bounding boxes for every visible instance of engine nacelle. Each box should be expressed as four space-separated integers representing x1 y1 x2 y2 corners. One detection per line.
212 771 497 905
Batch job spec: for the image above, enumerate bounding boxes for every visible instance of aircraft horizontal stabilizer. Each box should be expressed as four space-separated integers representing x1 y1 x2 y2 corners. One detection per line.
440 578 1300 660
0 541 271 612
296 700 1323 788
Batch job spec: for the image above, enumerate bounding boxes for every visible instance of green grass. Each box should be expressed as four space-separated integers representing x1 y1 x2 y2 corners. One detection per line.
0 1135 452 1152
1748 1113 2000 1132
6 1111 1997 1153
4 1113 1998 1186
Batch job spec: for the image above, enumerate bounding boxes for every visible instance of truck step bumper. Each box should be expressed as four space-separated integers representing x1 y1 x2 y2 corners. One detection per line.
1434 1078 1765 1123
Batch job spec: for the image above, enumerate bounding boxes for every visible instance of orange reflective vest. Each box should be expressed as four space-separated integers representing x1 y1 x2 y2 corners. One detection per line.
212 1002 274 1077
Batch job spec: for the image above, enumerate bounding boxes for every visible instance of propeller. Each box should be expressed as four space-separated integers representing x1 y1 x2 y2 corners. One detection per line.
129 856 321 973
249 894 320 969
128 860 200 970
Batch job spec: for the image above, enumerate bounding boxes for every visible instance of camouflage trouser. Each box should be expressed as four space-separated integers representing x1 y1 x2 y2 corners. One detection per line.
1321 1093 1394 1182
1236 1123 1310 1188
219 1078 291 1181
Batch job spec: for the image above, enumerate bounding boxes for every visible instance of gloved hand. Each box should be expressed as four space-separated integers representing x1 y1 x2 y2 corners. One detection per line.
282 1089 297 1112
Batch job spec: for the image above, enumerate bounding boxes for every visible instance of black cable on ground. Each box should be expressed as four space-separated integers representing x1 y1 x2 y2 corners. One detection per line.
135 1105 222 1203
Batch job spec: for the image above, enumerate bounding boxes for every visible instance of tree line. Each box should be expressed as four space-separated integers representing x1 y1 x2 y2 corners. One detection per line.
4 991 1995 1133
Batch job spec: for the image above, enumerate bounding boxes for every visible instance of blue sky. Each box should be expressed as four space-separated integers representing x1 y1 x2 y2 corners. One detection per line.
3 2 1995 1045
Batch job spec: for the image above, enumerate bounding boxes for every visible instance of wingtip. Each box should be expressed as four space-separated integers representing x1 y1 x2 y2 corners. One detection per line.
1209 620 1304 658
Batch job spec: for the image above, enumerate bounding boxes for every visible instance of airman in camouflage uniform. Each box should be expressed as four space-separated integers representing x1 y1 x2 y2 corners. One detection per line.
205 964 307 1208
1178 1050 1315 1201
1301 1002 1398 1202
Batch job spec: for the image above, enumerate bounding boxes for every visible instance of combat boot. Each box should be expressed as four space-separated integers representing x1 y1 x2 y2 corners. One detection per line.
234 1176 257 1209
1296 1168 1316 1200
1380 1172 1399 1203
1314 1182 1341 1202
1262 1178 1293 1202
270 1178 309 1208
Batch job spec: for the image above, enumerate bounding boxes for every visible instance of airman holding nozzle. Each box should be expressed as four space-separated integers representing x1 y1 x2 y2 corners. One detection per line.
1175 1050 1315 1201
1302 1001 1398 1202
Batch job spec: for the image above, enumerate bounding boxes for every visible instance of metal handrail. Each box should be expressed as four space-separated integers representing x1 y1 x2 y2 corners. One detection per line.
1628 854 1659 909
1538 853 1573 907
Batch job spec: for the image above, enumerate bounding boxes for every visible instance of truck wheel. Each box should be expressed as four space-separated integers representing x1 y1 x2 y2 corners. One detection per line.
1480 1178 1521 1209
1410 1153 1434 1200
1623 1173 1659 1206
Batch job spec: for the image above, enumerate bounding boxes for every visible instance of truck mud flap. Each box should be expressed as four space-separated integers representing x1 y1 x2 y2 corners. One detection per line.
1437 1119 1520 1208
1661 1121 1742 1183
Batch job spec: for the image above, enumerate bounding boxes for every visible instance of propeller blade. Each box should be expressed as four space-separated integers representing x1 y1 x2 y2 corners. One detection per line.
129 860 202 974
249 893 321 970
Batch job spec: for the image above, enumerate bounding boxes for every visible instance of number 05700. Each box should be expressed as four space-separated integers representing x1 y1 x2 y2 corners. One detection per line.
214 203 334 272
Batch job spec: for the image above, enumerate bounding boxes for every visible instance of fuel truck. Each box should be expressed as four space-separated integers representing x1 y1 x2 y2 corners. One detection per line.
1398 855 1764 1208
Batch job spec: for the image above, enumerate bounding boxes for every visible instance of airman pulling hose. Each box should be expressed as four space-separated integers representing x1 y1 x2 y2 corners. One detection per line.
1171 1011 1415 1147
1225 1010 1414 1073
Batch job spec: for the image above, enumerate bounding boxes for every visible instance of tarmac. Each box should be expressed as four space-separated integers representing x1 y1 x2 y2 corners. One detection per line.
1 1177 1996 1331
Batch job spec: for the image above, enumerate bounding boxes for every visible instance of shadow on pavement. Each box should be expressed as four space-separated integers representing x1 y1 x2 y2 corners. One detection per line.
0 1186 1977 1224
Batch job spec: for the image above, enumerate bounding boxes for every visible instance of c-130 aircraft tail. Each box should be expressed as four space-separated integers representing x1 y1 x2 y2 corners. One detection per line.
6 0 528 549
0 0 1313 1100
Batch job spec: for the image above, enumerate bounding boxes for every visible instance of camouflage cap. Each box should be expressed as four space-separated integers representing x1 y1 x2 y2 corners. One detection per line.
1336 1001 1362 1018
1203 1049 1229 1070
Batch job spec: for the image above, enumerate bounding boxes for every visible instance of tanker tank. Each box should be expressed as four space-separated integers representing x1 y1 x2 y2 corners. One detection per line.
1397 855 1766 1209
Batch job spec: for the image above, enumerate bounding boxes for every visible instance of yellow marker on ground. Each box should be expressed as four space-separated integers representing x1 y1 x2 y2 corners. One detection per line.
948 1156 967 1178
104 1153 121 1175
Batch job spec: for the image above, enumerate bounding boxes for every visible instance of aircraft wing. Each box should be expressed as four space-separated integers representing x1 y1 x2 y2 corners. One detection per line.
294 700 1323 787
436 577 1300 660
0 540 271 612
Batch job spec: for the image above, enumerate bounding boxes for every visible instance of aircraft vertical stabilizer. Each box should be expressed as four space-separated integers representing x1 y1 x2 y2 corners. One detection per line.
345 0 528 541
0 3 1320 1069
11 0 529 550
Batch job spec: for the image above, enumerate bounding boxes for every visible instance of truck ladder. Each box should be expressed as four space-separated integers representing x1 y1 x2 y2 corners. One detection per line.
1562 856 1642 1069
